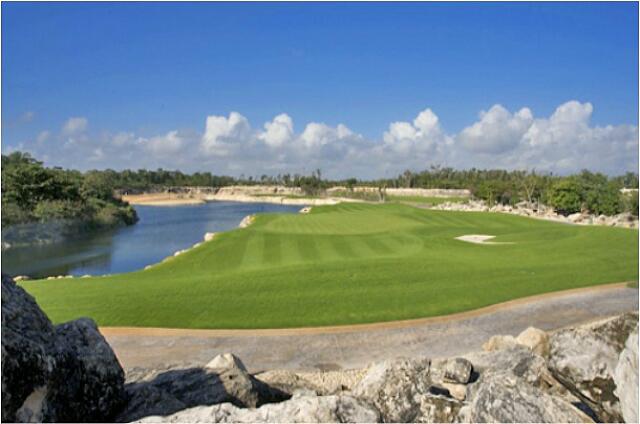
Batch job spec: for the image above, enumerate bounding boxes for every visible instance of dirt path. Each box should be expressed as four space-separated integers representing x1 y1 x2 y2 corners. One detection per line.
103 283 638 373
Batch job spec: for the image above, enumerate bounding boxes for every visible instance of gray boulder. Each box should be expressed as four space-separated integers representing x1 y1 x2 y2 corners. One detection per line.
255 369 366 396
1 274 58 422
116 383 187 422
137 395 381 423
548 312 638 422
443 358 473 384
464 371 592 423
614 326 638 423
1 274 126 422
49 318 127 422
352 357 462 423
119 355 289 422
464 346 556 391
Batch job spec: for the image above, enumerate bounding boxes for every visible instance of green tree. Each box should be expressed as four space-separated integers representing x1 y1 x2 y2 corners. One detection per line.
546 179 583 215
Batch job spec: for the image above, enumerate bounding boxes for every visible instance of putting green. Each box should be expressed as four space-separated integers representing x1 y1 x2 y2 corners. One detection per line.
20 203 638 329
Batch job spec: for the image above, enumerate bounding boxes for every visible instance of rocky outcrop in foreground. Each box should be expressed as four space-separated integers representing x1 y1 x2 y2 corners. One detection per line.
1 275 125 422
2 274 638 423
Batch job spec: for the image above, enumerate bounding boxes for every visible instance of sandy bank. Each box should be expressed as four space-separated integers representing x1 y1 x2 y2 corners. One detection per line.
204 193 362 206
121 193 205 206
121 191 363 206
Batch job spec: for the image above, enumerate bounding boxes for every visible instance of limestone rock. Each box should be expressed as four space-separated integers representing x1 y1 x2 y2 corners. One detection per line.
614 326 638 423
352 358 432 422
119 359 290 422
256 369 365 396
464 346 560 400
255 370 321 396
443 358 473 384
205 353 248 372
137 395 381 423
482 334 518 352
415 395 462 423
516 327 550 358
352 357 462 423
238 215 254 228
465 371 592 423
203 232 216 242
441 382 466 401
548 312 638 422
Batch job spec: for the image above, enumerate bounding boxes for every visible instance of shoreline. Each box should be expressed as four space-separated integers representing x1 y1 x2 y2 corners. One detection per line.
121 190 638 229
122 192 360 206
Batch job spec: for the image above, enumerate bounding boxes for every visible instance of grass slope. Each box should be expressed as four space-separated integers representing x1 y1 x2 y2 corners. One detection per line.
20 203 638 329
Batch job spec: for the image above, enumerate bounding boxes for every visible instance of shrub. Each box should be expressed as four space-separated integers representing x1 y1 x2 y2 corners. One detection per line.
546 179 582 215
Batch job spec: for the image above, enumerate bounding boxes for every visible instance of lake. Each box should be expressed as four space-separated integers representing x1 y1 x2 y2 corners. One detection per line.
2 201 301 279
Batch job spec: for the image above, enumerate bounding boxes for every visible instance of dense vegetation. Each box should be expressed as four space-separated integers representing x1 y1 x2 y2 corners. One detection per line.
21 203 638 328
372 167 638 216
1 152 137 229
3 152 638 221
78 165 640 217
109 166 638 216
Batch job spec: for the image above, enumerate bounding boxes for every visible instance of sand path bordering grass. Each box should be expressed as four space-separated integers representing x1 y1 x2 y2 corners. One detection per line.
102 282 637 372
100 282 633 337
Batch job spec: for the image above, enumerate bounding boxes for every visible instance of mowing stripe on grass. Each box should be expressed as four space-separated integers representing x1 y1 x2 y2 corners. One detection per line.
19 203 638 329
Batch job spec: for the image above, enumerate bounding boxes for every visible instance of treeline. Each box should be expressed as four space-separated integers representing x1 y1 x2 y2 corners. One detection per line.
371 167 639 216
1 152 137 228
70 165 640 217
104 168 331 194
2 152 638 220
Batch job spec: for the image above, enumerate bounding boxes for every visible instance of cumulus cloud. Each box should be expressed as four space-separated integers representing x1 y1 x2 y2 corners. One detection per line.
62 117 88 135
451 100 638 174
258 113 294 148
9 100 638 178
457 105 533 153
383 108 451 155
201 112 251 156
144 131 184 156
300 122 359 149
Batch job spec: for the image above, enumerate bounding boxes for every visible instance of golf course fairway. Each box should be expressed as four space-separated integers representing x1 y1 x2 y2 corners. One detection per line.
20 203 639 329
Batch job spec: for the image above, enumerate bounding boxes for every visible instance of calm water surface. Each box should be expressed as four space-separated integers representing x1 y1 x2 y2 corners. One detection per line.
2 201 301 279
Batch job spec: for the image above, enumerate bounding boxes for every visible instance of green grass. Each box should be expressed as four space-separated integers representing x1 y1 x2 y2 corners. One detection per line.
20 203 638 329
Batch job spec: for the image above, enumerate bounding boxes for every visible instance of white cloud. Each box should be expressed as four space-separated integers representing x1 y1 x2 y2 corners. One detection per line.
258 113 294 148
300 122 357 148
111 132 137 147
383 108 451 155
457 105 533 153
62 117 88 135
144 130 184 155
10 100 638 178
201 112 251 156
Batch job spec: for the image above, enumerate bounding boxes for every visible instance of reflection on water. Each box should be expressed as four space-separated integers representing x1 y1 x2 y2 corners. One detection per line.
2 201 301 279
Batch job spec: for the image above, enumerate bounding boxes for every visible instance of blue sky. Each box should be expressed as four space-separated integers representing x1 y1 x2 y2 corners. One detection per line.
2 2 638 178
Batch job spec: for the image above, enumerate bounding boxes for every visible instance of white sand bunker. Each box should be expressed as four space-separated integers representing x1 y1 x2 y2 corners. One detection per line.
455 234 514 245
